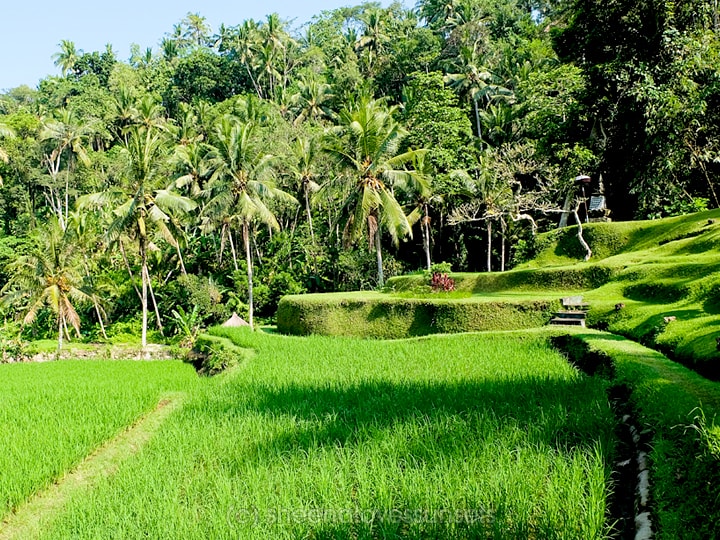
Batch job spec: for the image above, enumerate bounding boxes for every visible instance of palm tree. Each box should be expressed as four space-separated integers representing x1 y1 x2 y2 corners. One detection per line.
1 220 90 356
290 74 335 126
444 45 494 140
80 105 196 347
325 97 426 287
287 135 323 243
40 108 93 231
356 8 392 74
52 40 81 76
232 20 263 98
417 0 458 31
204 115 296 329
395 151 434 270
182 12 211 47
172 140 213 199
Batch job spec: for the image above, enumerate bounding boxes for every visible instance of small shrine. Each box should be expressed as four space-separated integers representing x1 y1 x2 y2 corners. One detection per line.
559 174 611 226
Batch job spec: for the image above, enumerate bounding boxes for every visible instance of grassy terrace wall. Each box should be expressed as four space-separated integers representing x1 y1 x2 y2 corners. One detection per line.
277 292 555 338
387 266 615 294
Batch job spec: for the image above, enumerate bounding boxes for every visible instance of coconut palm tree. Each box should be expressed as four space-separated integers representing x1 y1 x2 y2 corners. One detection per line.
395 151 434 270
325 97 426 287
182 12 211 47
1 220 90 356
40 108 93 231
52 40 81 76
204 114 296 329
290 74 335 126
287 135 323 243
80 104 196 347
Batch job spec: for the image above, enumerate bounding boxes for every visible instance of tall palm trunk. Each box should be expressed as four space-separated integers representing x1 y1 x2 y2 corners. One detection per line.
140 240 148 348
500 218 507 272
375 224 384 288
146 267 164 336
474 99 482 142
486 220 492 273
422 204 431 271
304 186 315 244
243 221 254 330
228 228 239 272
57 312 64 359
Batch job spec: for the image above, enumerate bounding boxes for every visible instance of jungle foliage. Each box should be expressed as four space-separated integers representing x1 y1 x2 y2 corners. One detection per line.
1 0 719 343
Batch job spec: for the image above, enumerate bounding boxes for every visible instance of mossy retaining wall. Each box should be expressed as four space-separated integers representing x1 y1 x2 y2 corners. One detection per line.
276 295 556 338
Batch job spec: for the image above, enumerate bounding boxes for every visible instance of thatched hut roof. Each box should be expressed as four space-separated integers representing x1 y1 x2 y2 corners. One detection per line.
221 312 250 327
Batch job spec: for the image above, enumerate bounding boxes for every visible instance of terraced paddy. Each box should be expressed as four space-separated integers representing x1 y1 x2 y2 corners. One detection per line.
2 330 617 539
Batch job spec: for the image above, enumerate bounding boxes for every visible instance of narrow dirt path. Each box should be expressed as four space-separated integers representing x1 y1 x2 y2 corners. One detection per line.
0 393 184 540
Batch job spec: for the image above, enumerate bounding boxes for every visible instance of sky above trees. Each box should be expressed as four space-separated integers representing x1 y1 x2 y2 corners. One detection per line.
1 0 398 90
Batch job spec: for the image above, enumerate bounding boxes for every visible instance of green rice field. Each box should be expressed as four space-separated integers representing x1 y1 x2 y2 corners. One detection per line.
0 330 618 539
0 360 199 520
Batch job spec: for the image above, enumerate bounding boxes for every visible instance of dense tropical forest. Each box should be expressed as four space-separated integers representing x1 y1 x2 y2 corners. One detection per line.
1 0 719 345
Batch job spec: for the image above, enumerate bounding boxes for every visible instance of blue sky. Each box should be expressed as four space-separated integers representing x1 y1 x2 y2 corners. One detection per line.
1 0 400 91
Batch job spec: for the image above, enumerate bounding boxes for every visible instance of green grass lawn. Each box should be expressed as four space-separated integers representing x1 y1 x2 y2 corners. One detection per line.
26 329 615 539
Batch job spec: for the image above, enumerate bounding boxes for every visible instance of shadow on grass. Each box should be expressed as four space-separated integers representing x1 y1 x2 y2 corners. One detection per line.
200 375 611 466
188 376 612 538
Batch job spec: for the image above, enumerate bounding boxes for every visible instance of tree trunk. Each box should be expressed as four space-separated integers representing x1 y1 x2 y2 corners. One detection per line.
83 257 108 340
140 241 148 348
422 204 432 271
93 298 108 340
228 228 239 272
559 191 574 228
573 207 592 261
486 220 492 273
305 187 315 244
474 99 482 142
57 312 63 359
500 219 506 272
176 243 187 276
375 225 384 288
146 266 164 336
243 222 254 330
119 240 142 302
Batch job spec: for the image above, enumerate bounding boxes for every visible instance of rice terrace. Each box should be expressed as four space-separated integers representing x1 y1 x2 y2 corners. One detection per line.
3 1 720 538
0 209 718 539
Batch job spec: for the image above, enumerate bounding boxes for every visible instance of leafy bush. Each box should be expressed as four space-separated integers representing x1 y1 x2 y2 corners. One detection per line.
430 272 455 292
186 334 248 376
161 274 230 332
170 306 201 347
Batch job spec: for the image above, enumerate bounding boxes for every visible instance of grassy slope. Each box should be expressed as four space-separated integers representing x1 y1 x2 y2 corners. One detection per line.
556 328 720 539
384 209 720 377
530 209 720 377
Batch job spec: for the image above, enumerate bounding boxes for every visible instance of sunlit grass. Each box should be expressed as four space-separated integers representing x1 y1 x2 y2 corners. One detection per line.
38 330 616 539
0 360 198 520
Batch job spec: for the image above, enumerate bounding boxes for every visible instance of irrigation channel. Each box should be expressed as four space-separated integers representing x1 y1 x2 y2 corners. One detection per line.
551 335 654 540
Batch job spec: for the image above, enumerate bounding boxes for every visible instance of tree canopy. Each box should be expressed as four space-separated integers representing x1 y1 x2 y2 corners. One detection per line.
2 0 720 341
